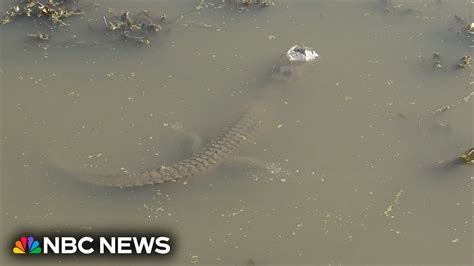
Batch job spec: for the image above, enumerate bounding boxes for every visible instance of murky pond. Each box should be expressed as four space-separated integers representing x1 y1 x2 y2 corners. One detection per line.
1 0 472 265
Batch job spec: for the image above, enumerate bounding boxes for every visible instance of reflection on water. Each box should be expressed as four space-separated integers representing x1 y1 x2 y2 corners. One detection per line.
1 0 472 264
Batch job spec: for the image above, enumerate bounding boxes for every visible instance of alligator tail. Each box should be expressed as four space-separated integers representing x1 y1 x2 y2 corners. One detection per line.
61 112 260 188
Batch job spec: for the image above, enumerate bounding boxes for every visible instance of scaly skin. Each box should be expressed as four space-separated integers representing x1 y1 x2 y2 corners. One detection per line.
73 112 260 187
63 55 309 187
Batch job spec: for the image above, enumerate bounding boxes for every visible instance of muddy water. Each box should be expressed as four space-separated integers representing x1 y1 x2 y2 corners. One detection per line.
1 0 472 265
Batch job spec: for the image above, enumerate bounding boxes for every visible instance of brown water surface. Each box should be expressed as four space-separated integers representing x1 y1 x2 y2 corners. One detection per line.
1 0 472 265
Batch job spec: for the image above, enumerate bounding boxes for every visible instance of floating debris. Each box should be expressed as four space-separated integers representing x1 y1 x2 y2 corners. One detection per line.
104 9 163 44
27 32 49 41
437 147 474 168
286 45 319 62
383 189 403 218
460 148 474 164
432 92 474 114
384 4 418 16
1 0 82 26
432 52 442 69
190 254 199 264
458 55 471 68
434 105 450 113
234 0 274 7
468 22 474 34
185 0 273 14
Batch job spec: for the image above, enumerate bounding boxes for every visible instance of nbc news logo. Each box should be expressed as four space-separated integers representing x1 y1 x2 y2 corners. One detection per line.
12 235 171 256
13 236 42 254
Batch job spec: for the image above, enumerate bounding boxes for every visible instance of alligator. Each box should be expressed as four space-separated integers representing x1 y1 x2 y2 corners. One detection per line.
74 111 260 187
60 48 315 187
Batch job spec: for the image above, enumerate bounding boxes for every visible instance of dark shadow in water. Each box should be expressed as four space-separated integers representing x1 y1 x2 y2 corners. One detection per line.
424 157 469 180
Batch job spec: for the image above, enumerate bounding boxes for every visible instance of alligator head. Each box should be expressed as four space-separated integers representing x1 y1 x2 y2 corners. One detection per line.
268 45 318 84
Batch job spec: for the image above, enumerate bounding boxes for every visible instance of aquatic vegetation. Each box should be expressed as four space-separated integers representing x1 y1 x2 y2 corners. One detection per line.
468 22 474 34
432 92 474 115
104 9 163 45
27 32 49 40
460 148 474 164
237 0 274 7
450 15 474 39
1 0 82 26
458 55 471 68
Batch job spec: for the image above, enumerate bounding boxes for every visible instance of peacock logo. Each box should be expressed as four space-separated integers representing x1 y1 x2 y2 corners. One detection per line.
13 236 42 254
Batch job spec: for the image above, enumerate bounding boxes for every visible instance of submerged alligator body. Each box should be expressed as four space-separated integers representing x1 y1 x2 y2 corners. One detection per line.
60 48 315 187
75 112 260 187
